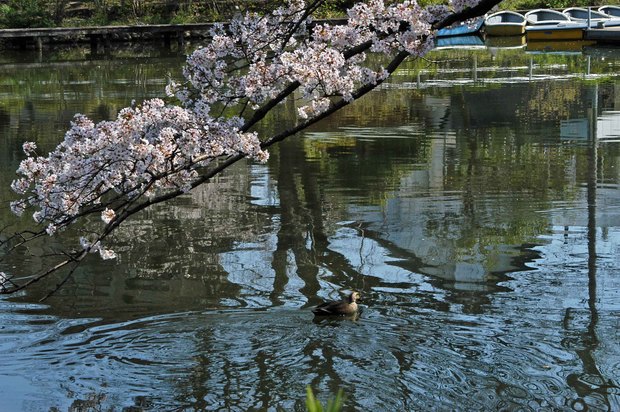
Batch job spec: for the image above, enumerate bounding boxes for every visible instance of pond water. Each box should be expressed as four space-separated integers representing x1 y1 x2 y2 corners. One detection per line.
1 42 620 411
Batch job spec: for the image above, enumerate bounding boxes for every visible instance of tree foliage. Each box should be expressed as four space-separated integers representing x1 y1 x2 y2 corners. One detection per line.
0 0 53 28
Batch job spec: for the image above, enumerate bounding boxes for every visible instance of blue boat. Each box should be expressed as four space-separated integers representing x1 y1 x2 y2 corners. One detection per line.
436 18 484 37
435 34 485 49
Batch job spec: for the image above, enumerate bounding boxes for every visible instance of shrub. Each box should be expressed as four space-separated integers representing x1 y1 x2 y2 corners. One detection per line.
0 0 53 28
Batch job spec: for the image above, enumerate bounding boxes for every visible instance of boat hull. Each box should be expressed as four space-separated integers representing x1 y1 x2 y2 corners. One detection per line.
485 35 526 48
436 18 484 37
435 35 485 49
526 23 586 41
485 24 526 36
484 11 526 36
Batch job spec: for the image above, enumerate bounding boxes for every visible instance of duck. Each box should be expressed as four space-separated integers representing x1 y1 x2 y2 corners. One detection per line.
312 291 360 316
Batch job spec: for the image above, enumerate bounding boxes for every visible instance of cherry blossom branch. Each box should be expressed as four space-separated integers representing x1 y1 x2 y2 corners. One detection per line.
2 250 86 295
1 0 504 297
263 50 410 148
432 0 502 30
1 52 408 297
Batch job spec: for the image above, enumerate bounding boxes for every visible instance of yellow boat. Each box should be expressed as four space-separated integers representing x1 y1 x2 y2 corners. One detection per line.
485 11 527 36
525 39 596 53
525 22 587 41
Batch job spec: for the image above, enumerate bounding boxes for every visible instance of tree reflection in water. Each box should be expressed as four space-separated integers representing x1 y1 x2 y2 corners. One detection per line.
0 46 619 410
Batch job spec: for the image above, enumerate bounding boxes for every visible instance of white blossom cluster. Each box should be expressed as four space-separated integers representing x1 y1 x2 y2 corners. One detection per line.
176 0 450 119
450 0 484 13
11 99 266 238
9 0 483 260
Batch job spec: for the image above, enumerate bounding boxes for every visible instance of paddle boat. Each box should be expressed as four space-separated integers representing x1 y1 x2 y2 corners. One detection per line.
564 7 620 27
524 9 572 25
524 9 586 41
598 5 620 18
484 11 527 36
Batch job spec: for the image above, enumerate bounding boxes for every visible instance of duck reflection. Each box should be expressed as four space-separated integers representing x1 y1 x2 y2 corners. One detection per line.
312 311 361 325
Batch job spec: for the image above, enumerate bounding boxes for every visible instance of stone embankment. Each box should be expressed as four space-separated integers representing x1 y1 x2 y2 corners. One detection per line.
0 23 216 53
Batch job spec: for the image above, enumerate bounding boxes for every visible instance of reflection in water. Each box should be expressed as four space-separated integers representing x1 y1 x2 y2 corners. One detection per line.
0 46 620 410
562 92 615 412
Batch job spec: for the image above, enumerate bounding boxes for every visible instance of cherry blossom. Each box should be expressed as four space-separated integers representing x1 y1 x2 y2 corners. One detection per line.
101 208 116 224
2 0 499 295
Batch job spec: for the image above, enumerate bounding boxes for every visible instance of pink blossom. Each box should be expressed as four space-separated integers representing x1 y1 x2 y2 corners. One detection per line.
22 141 37 155
99 248 117 260
101 208 116 224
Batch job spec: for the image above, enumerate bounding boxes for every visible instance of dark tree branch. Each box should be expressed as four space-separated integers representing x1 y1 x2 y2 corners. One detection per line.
433 0 503 30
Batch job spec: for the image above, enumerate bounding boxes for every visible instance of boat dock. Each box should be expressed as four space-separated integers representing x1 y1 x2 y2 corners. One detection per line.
0 18 349 53
0 23 218 53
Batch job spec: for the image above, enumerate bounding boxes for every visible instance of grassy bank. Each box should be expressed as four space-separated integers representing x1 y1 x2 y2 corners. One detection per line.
0 0 356 28
1 0 619 29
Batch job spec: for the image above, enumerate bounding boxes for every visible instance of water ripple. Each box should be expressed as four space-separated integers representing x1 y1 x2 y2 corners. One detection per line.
1 292 620 411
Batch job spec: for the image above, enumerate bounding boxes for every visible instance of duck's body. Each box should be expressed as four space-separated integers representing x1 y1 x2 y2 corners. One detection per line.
312 291 360 316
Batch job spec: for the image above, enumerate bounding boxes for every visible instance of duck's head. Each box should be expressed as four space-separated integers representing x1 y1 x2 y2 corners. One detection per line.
349 291 361 303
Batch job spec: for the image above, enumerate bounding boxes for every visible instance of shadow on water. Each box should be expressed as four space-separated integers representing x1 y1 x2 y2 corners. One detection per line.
0 45 619 410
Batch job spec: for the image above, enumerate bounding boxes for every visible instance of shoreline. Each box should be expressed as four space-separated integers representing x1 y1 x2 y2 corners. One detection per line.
0 18 349 52
0 23 218 53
